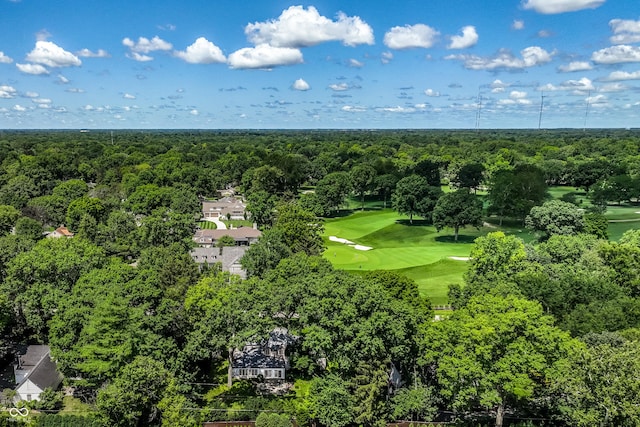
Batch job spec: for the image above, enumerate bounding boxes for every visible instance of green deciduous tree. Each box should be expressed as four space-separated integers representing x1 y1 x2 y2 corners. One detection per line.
3 238 106 339
452 162 485 192
374 174 398 209
184 272 268 387
240 229 293 278
273 202 324 256
350 164 377 211
315 172 352 214
464 231 527 288
525 200 585 240
66 196 105 232
52 179 88 204
487 164 547 224
246 190 277 227
392 175 442 224
432 189 483 241
552 340 640 426
96 356 170 427
0 205 20 235
421 294 581 427
390 382 437 422
309 375 353 427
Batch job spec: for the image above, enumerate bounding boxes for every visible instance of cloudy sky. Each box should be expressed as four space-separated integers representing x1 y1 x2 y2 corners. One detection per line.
1 0 640 129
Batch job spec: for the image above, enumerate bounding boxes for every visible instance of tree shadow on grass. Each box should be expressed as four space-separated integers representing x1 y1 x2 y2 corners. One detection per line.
324 209 355 218
395 219 432 226
435 235 478 244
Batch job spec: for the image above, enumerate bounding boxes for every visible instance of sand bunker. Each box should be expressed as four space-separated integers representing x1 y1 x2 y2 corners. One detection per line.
449 256 470 261
353 245 372 251
329 236 354 244
330 236 372 251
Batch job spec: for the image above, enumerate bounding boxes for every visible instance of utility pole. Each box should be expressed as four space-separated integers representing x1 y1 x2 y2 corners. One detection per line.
538 92 545 130
583 91 591 131
475 92 482 131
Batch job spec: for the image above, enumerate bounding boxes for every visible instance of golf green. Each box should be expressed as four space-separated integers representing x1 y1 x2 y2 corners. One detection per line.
323 209 477 305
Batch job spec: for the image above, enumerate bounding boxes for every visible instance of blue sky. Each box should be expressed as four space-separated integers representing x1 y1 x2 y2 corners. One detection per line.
1 0 640 129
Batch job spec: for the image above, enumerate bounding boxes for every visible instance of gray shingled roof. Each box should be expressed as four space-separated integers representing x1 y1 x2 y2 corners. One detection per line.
16 346 63 391
232 348 286 369
190 246 247 268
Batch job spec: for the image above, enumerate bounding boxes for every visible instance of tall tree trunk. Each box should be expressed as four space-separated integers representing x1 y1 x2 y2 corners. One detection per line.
495 403 505 427
227 348 233 388
454 225 459 241
410 212 413 224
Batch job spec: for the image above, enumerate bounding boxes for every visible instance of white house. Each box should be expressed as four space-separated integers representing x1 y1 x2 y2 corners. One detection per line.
14 345 63 402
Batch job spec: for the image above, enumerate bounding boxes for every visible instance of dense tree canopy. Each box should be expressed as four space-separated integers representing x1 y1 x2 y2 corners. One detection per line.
1 129 640 426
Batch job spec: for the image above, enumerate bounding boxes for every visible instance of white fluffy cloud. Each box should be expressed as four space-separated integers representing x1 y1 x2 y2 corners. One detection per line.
609 19 640 44
342 105 366 113
329 83 349 91
25 41 81 67
384 24 439 49
245 6 373 48
558 61 593 72
490 79 510 93
123 36 172 53
500 91 533 105
0 85 17 98
129 52 153 62
604 70 640 81
32 98 51 106
512 20 525 30
76 48 110 58
599 82 628 92
123 93 136 99
538 77 594 92
377 106 417 113
13 105 27 112
349 59 364 68
446 46 553 70
174 37 226 64
123 36 172 61
227 44 303 69
424 89 440 97
381 51 393 64
521 0 605 14
292 78 310 91
16 63 49 75
448 26 478 49
0 52 13 64
592 45 640 64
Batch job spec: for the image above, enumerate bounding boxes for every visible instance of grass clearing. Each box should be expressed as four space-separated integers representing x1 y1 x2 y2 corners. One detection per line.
60 395 95 415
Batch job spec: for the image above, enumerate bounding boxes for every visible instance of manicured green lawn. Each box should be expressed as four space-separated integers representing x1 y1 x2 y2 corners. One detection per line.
323 209 510 305
604 205 640 220
324 190 640 305
198 220 217 229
